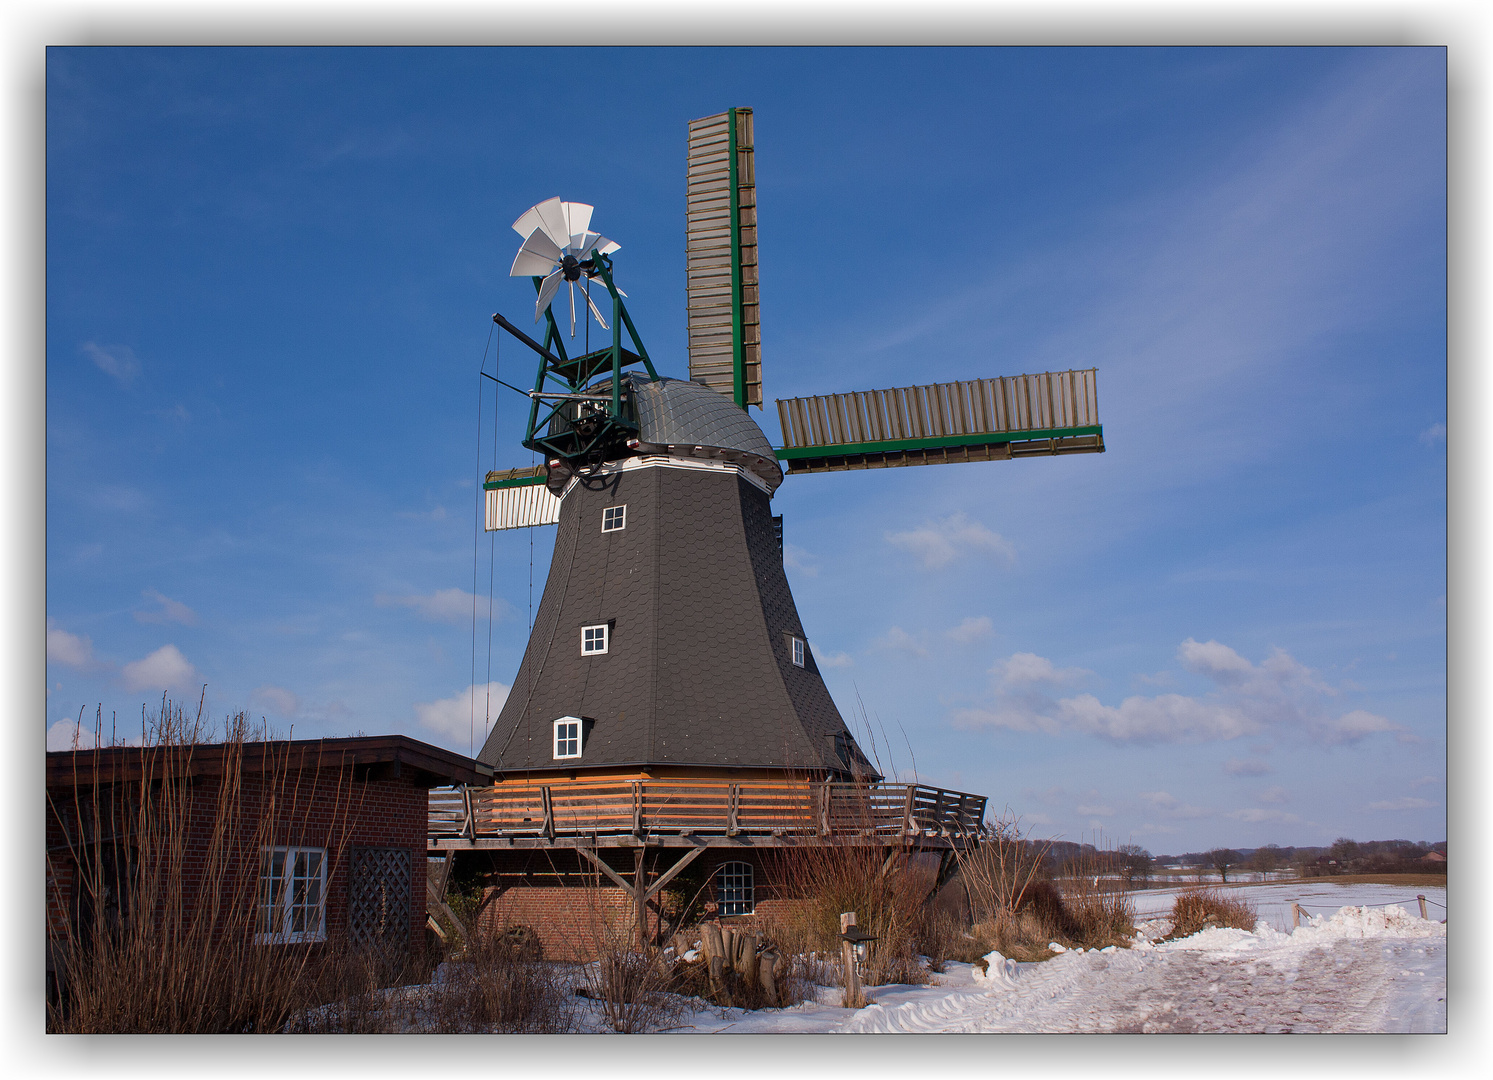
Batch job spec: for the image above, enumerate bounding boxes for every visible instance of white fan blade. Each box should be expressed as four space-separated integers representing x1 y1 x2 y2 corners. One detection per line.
534 269 564 322
562 202 594 247
510 227 563 277
568 280 577 337
582 284 610 330
585 234 621 257
511 197 571 250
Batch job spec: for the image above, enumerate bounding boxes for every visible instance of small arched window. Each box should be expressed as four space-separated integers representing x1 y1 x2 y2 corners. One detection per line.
716 861 754 916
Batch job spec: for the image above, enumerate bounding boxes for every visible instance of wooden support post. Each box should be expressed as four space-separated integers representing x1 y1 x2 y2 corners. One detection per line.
727 784 740 836
1291 902 1301 929
840 911 863 1008
632 781 643 837
540 786 554 841
643 842 707 903
900 786 916 841
1418 894 1428 920
634 847 647 950
461 787 476 840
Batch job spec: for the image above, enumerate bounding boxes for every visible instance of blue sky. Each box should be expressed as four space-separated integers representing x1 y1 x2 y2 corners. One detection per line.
45 46 1446 854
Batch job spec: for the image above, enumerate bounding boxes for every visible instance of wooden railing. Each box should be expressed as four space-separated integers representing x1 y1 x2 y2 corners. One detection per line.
429 779 986 843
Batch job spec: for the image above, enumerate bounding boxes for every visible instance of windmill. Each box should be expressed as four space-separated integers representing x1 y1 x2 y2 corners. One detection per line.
434 108 1096 957
477 107 1103 781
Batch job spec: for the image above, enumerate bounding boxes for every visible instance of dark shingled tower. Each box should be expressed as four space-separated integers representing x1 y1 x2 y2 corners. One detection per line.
478 376 876 780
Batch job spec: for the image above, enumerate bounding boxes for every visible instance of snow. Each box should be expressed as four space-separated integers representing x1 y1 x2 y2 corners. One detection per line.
667 881 1446 1034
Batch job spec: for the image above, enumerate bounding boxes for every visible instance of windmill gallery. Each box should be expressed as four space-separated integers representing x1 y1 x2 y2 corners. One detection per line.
424 108 1106 962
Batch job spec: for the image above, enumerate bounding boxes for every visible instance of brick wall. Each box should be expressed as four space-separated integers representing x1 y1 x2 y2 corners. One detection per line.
46 761 429 962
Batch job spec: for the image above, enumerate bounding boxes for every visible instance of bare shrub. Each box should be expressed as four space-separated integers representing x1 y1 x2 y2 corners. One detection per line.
768 841 932 988
46 701 364 1033
587 946 683 1033
1168 888 1258 938
1056 849 1137 949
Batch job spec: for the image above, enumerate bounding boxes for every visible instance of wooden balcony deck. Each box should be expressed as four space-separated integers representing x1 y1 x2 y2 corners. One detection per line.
428 779 987 851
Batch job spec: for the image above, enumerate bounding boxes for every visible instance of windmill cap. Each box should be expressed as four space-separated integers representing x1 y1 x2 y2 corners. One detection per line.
622 374 783 492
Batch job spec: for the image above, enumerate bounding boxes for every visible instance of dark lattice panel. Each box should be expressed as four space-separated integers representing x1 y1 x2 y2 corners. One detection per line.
348 846 411 950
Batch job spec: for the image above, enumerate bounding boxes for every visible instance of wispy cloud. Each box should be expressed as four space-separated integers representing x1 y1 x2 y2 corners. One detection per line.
1139 791 1213 820
1258 786 1290 805
1418 422 1445 446
376 588 501 626
782 544 819 578
815 650 854 669
251 684 300 717
47 619 93 669
82 341 141 384
1226 808 1301 825
886 512 1014 570
135 588 199 626
945 616 993 644
1223 757 1270 776
121 644 200 693
1074 804 1114 817
956 639 1402 746
873 626 928 658
1367 796 1435 811
414 682 510 746
47 719 99 751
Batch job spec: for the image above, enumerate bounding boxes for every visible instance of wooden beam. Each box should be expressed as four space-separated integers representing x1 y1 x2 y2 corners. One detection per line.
643 842 707 903
575 846 634 892
634 848 647 949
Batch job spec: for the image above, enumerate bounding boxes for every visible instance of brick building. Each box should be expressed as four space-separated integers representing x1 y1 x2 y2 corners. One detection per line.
47 735 484 985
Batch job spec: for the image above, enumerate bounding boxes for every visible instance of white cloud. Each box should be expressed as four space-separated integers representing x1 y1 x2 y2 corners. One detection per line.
995 652 1089 687
782 544 819 578
47 719 99 751
47 619 93 668
415 682 510 743
377 588 499 626
945 616 993 644
815 650 854 669
121 645 200 693
874 626 928 658
958 640 1401 747
1074 804 1114 817
1057 692 1258 744
1223 757 1271 776
885 512 1015 570
1258 786 1290 804
1138 791 1214 820
1410 775 1444 789
82 341 141 384
252 684 300 717
135 589 199 626
1226 808 1301 825
1367 796 1435 811
1418 422 1445 445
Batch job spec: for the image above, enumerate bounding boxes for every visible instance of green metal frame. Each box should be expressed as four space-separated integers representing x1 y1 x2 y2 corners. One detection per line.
498 253 660 473
773 425 1103 461
727 106 746 411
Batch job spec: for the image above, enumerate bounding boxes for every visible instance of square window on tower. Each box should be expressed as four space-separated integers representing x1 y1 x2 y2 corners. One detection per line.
553 717 582 759
791 636 806 667
602 505 626 532
582 624 610 655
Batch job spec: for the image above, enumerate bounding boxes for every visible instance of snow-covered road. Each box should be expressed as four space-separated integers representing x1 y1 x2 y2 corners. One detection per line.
678 896 1447 1034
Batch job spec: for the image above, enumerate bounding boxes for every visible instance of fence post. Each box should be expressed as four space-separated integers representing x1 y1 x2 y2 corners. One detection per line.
840 911 863 1008
1417 894 1428 920
1291 902 1301 929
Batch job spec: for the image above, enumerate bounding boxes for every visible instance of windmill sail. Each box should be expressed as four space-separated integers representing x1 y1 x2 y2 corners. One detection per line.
686 108 761 409
775 369 1104 474
485 468 562 530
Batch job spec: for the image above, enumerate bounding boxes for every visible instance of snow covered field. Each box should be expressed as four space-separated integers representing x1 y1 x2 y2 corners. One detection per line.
668 881 1447 1034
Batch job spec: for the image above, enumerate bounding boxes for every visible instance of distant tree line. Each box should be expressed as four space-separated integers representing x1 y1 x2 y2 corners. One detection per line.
1153 839 1446 878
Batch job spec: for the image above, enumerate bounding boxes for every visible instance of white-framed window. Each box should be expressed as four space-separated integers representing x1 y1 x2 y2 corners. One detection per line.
553 716 582 759
602 504 626 532
256 846 327 944
716 861 754 916
582 624 609 655
791 636 806 667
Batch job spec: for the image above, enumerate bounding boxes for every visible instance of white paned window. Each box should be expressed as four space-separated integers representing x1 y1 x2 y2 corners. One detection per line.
716 861 754 916
791 636 806 667
602 505 627 532
256 847 326 944
554 717 582 759
582 624 609 655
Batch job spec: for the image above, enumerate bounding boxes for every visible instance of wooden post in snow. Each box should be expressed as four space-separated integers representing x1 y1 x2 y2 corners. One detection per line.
1417 894 1428 920
1291 902 1301 929
840 911 863 1008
